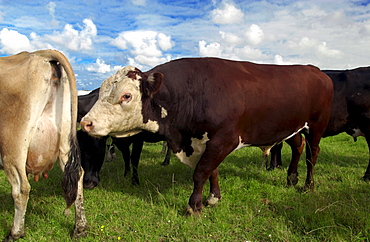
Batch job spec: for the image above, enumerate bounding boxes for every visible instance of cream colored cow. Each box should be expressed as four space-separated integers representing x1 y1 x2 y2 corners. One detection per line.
0 50 88 241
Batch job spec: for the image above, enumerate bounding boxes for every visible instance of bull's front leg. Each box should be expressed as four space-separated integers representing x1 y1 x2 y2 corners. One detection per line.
206 167 221 206
187 138 234 214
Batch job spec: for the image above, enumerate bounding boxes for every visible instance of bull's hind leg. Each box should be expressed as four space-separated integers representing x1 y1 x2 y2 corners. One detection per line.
303 133 321 191
286 134 305 187
3 161 30 241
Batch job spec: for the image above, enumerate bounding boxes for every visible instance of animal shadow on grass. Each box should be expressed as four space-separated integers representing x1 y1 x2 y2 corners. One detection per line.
94 144 194 204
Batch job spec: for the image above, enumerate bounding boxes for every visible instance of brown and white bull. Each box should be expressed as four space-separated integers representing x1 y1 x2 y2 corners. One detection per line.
0 50 88 241
81 57 333 213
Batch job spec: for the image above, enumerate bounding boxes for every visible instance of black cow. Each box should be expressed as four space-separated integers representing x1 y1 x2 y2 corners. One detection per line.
77 89 171 188
81 57 333 213
269 67 370 181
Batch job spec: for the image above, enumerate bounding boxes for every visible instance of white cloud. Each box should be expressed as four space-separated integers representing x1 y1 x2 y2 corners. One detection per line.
86 58 122 74
47 2 59 26
0 28 32 54
233 45 270 61
219 31 242 45
246 24 264 45
199 40 222 57
134 54 172 67
111 30 173 67
291 37 342 58
45 18 97 51
273 55 295 65
132 0 146 6
211 2 244 24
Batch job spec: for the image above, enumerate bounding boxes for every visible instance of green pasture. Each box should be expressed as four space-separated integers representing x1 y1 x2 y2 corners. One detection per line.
0 133 369 241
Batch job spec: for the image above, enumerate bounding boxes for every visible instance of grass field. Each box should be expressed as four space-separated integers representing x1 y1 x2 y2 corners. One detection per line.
0 133 370 241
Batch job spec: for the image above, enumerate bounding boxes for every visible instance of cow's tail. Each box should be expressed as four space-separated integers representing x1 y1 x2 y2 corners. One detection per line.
62 137 81 208
35 50 82 208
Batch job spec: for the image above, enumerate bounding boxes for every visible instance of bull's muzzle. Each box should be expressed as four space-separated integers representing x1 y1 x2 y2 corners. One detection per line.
80 120 93 133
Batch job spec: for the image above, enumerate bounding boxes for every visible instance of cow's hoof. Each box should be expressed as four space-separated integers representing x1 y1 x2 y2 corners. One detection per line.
161 161 169 166
131 177 140 186
205 193 220 206
267 166 275 171
362 174 370 182
287 173 298 187
3 232 25 242
71 225 88 239
83 180 99 189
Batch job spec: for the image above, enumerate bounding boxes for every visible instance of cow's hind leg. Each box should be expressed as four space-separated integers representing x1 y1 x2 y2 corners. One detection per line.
286 134 305 187
3 162 30 241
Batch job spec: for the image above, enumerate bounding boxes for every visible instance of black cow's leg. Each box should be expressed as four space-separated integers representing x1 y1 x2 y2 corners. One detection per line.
268 143 283 170
361 133 370 181
161 143 171 166
122 144 131 177
131 139 144 185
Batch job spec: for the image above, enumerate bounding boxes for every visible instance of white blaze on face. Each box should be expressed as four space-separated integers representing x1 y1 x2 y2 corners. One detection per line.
82 66 159 137
175 133 209 169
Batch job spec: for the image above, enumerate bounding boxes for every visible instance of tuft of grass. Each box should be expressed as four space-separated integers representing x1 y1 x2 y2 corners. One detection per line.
1 134 370 241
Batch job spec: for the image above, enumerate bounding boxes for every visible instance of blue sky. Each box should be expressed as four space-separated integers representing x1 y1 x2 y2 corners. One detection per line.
1 0 370 90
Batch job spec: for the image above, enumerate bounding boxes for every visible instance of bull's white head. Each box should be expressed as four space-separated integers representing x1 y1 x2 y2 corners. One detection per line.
80 66 163 138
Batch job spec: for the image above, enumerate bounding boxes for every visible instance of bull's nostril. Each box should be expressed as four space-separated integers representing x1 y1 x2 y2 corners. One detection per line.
80 120 93 132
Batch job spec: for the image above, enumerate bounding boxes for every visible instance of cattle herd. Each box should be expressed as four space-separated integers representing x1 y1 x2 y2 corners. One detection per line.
0 49 369 241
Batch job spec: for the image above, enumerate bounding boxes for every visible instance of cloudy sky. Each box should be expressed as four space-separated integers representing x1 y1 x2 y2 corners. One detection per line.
1 0 370 90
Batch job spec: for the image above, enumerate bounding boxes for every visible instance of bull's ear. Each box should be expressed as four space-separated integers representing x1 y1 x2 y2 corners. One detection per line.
144 72 163 98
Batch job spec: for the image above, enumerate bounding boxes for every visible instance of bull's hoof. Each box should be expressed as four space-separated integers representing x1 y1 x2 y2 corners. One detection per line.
287 173 299 187
362 174 370 182
185 205 202 216
303 182 314 191
205 193 220 206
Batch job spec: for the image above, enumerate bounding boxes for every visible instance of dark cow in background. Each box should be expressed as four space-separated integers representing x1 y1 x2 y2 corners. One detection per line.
81 57 333 213
269 67 370 181
77 89 171 188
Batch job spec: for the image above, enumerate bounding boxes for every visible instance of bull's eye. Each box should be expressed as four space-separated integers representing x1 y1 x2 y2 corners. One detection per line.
120 93 132 103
